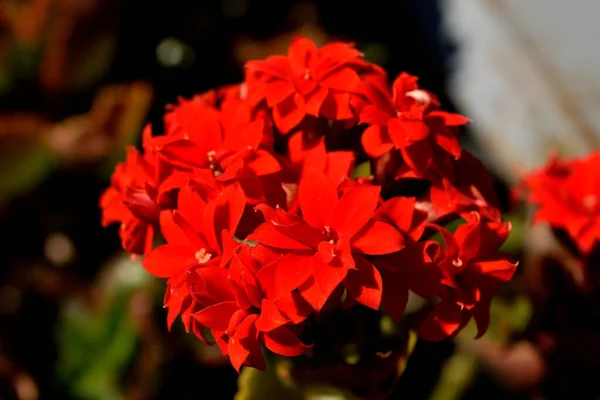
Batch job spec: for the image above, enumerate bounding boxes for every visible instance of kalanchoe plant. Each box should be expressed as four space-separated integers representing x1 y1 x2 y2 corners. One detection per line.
516 150 600 256
100 36 518 395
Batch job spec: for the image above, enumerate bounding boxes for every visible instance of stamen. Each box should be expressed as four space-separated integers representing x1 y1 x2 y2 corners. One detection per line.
195 248 212 264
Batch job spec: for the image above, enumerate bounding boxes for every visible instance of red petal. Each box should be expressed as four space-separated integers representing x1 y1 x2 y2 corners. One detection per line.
311 254 350 306
254 203 277 223
401 140 433 175
142 244 196 278
228 257 261 309
298 276 326 311
374 197 426 241
427 110 471 126
472 298 492 339
287 130 326 167
434 126 461 159
429 224 460 258
222 119 264 151
245 150 282 176
418 300 463 341
320 91 354 120
266 82 295 107
344 256 383 310
249 222 314 251
361 125 394 158
392 72 419 99
245 57 289 80
228 319 254 372
275 292 313 324
317 42 362 73
177 186 207 233
331 184 380 237
324 151 355 186
360 82 395 113
190 266 234 304
387 118 430 147
288 36 318 73
472 258 518 284
273 253 313 299
350 219 404 255
299 169 338 230
359 104 393 125
193 301 239 331
157 170 189 205
204 183 246 254
273 95 305 134
304 85 329 116
219 230 239 268
263 326 311 357
320 67 361 91
159 210 190 246
160 140 211 169
255 299 288 332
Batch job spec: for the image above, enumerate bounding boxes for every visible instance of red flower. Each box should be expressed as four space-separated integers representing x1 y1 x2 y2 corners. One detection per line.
98 37 515 374
141 183 244 336
99 143 184 256
245 36 372 134
417 213 517 341
248 170 404 311
427 150 500 222
193 245 312 371
360 72 470 175
517 151 600 253
154 96 283 205
160 101 279 176
142 183 245 278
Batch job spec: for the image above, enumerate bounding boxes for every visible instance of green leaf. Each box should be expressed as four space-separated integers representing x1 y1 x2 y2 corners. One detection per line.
56 289 139 400
235 365 305 400
500 212 525 255
428 296 532 400
351 161 371 179
0 141 56 206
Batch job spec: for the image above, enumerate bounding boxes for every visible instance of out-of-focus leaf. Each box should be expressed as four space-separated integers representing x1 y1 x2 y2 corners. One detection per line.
428 296 532 400
65 35 115 91
0 140 56 205
235 363 305 400
235 328 417 400
56 289 139 400
352 161 371 179
0 64 12 94
11 43 41 77
500 212 525 255
361 42 389 66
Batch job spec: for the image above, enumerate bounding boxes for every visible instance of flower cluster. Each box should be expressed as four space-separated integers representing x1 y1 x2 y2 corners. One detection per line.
100 36 517 371
516 151 600 254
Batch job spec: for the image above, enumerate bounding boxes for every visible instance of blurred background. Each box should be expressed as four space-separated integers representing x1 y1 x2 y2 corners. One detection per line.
0 0 597 399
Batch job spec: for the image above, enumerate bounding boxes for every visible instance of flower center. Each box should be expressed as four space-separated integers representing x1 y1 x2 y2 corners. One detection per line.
323 226 338 242
303 68 311 80
207 150 223 177
452 258 463 268
195 248 212 264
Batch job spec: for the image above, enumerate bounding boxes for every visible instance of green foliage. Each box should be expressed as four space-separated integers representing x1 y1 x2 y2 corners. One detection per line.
0 141 56 206
351 161 371 179
55 289 139 400
428 296 532 400
235 364 305 400
236 331 418 400
500 212 525 255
